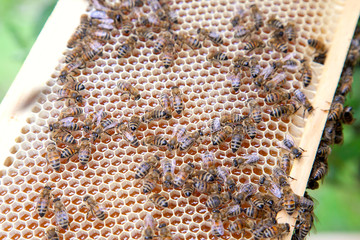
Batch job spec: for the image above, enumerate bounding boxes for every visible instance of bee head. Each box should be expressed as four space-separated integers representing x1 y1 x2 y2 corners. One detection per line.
53 198 61 203
83 195 90 202
158 223 167 228
76 95 83 103
44 186 52 190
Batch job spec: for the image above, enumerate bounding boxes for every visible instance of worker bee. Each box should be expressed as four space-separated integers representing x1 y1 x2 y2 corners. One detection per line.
171 86 184 114
216 167 236 192
300 59 313 87
67 14 89 48
89 18 114 31
88 28 111 40
227 66 242 92
247 99 262 123
128 114 141 132
195 170 215 182
37 185 53 217
158 223 172 240
83 110 107 132
65 45 83 64
322 121 336 145
292 89 314 115
296 211 314 240
182 179 195 197
162 3 178 24
134 9 151 27
141 135 168 147
142 169 160 194
117 80 141 100
310 160 328 181
160 43 176 68
153 32 172 54
210 210 225 237
91 118 118 141
135 154 159 179
263 72 287 92
193 178 208 194
60 145 79 160
161 159 174 188
270 102 299 118
202 151 216 175
53 198 69 229
81 37 103 63
265 89 291 104
308 38 327 54
49 118 81 133
249 4 263 30
178 130 203 152
234 22 254 40
141 108 172 123
119 0 143 15
299 192 315 213
82 195 106 220
281 185 300 215
334 121 344 145
63 80 86 93
45 227 59 240
136 26 156 41
212 125 232 145
328 101 344 122
249 56 261 78
59 59 84 81
50 130 76 145
279 134 305 159
143 213 157 240
78 138 91 165
117 122 140 147
316 142 331 158
149 193 168 208
247 193 265 210
233 55 250 68
57 88 83 103
173 163 194 188
259 175 282 198
230 6 245 28
231 125 246 153
244 38 265 54
197 28 223 45
207 192 231 210
167 125 187 151
209 117 222 133
262 223 290 239
46 142 61 171
266 15 284 29
284 21 296 41
118 36 138 58
338 74 353 96
268 37 288 53
234 183 256 203
121 16 134 36
342 106 355 124
233 153 260 168
280 153 292 175
173 32 202 49
228 219 251 234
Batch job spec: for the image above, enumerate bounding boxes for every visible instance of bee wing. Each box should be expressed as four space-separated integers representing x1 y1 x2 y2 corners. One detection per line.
55 209 69 224
103 121 118 131
59 117 74 124
201 151 214 169
208 31 221 39
175 126 187 138
243 153 260 165
269 182 282 198
144 213 156 228
283 52 297 61
260 65 274 79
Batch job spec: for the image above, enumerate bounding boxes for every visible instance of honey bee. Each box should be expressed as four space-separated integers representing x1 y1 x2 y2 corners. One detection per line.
88 28 111 40
82 195 106 220
83 110 107 132
334 121 344 145
182 179 195 197
338 73 353 96
117 122 140 147
141 135 168 147
143 213 157 240
195 170 215 182
234 183 256 203
46 143 61 171
234 23 254 40
135 154 159 179
259 175 282 198
268 37 288 53
247 193 265 210
210 210 225 237
262 223 290 239
308 38 327 54
244 38 266 54
279 134 305 159
50 130 76 145
197 28 224 45
207 192 231 210
37 185 53 217
194 178 208 194
178 130 203 152
63 80 86 93
247 99 262 123
78 138 91 165
316 142 331 158
202 151 216 175
45 227 59 240
265 89 291 104
292 89 314 115
322 121 336 145
153 32 172 54
270 102 299 118
67 14 89 48
91 118 118 141
60 145 79 160
160 43 176 68
141 109 172 123
173 32 202 49
342 106 355 124
281 185 300 215
285 21 296 41
136 26 156 41
266 15 284 29
296 212 314 240
81 37 103 63
310 160 328 181
149 193 168 208
216 167 236 192
120 0 143 15
249 56 261 78
171 86 184 114
212 125 232 145
280 153 292 175
59 59 84 81
53 198 69 229
49 118 81 133
142 169 160 194
167 125 187 151
57 88 83 103
209 117 222 133
158 223 172 240
264 72 287 92
227 66 242 92
230 6 245 28
231 125 246 153
300 59 313 87
121 16 134 36
299 192 315 213
173 163 194 188
118 36 138 58
233 153 260 168
65 45 83 64
89 18 114 31
134 9 151 27
328 96 344 121
161 159 174 188
233 55 250 68
117 80 141 100
249 4 263 30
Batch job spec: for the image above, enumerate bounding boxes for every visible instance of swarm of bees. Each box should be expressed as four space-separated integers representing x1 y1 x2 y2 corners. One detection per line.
17 0 357 239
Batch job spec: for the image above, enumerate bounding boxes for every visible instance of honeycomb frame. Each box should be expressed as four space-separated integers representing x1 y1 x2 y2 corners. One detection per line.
0 0 359 239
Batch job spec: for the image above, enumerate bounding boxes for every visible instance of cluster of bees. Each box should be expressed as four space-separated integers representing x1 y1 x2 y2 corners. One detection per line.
33 0 358 239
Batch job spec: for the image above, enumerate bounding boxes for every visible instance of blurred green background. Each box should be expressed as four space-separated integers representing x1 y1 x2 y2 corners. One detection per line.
0 0 359 234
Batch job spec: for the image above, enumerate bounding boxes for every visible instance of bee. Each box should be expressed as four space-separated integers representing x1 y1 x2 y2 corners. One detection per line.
285 21 296 41
117 80 141 100
37 185 53 217
316 142 331 158
207 192 231 210
149 193 168 208
259 175 282 198
249 56 261 78
233 153 260 168
53 198 69 229
338 74 353 96
117 122 140 147
46 142 61 171
247 193 265 210
250 4 263 30
78 138 91 165
182 179 195 197
91 118 118 141
120 0 143 15
209 117 222 133
83 110 107 132
143 213 157 240
136 26 156 41
296 211 315 240
270 102 299 118
231 125 246 153
161 2 178 23
216 167 236 192
234 183 256 203
279 134 304 159
244 38 265 54
234 23 254 40
153 32 172 54
247 99 262 123
308 38 327 54
202 151 216 175
67 14 89 48
57 88 83 103
233 55 250 68
158 223 172 240
178 130 203 152
45 227 59 240
59 59 84 81
89 18 114 31
82 195 106 220
118 36 138 58
81 37 103 63
127 115 141 132
135 154 159 179
161 159 174 188
212 125 232 145
65 45 83 63
310 160 328 181
60 145 79 160
328 97 344 121
242 205 259 218
121 16 134 36
173 163 194 188
227 66 242 92
168 125 187 151
195 170 215 182
142 169 160 194
63 80 86 92
142 109 172 123
141 135 168 147
268 37 288 53
173 32 202 49
300 59 313 87
194 178 208 194
299 192 315 213
171 86 184 114
160 43 176 69
280 153 292 175
293 89 314 115
263 223 290 239
197 28 223 45
230 6 245 28
210 210 225 237
50 130 76 145
265 89 291 104
135 9 151 27
334 121 344 145
281 185 300 215
266 15 284 29
264 72 287 92
342 106 355 124
88 28 111 40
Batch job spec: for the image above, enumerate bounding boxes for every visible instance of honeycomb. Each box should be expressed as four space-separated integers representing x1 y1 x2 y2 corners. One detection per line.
0 0 350 239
